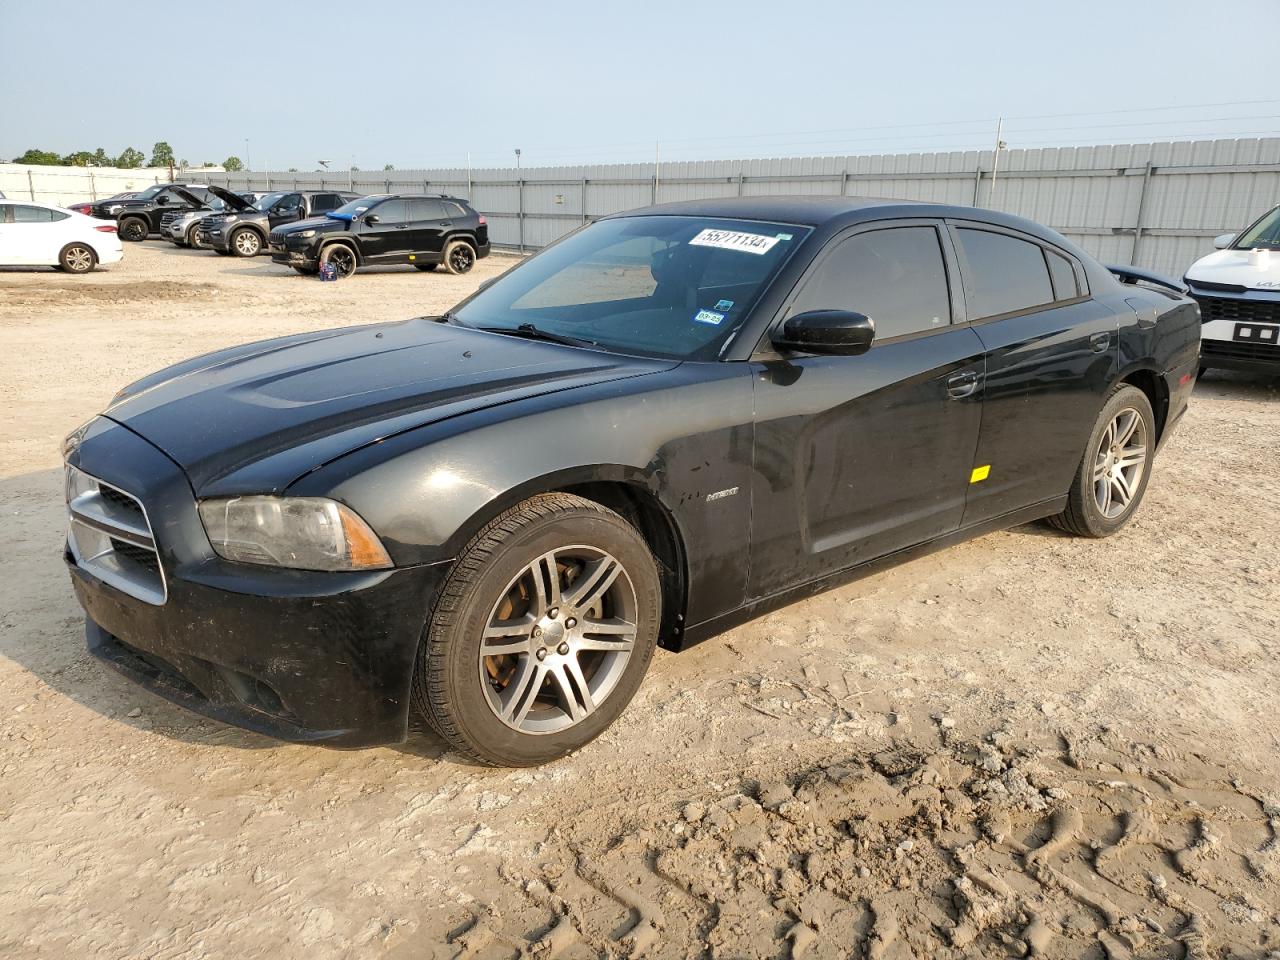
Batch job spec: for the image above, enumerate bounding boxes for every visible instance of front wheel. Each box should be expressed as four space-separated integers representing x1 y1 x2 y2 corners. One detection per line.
320 243 357 278
59 243 97 274
443 239 476 275
1047 383 1155 538
187 225 209 250
118 217 147 242
413 493 661 766
230 227 261 257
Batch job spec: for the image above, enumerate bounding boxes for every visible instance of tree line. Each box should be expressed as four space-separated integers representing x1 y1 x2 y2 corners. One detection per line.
10 142 244 172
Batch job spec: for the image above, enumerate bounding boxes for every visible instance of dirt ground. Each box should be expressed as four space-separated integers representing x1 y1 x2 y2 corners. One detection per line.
2 243 1280 960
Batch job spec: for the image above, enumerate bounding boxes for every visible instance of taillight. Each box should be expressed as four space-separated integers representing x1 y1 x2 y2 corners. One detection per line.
95 225 117 233
477 215 486 225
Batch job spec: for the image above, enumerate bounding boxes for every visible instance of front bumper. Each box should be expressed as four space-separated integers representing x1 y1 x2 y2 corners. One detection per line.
64 416 447 747
1194 292 1280 374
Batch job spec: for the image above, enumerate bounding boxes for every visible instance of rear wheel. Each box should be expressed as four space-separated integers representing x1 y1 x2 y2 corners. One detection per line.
230 227 261 257
413 493 660 766
320 243 357 278
1047 384 1155 538
59 243 97 274
118 217 147 242
443 239 476 275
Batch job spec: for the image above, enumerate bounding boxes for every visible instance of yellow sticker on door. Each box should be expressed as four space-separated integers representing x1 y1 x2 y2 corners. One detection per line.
970 465 991 483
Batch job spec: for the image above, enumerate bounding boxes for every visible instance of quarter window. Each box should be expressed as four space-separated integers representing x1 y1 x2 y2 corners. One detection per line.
956 228 1054 319
445 201 467 217
789 226 952 339
1045 248 1079 300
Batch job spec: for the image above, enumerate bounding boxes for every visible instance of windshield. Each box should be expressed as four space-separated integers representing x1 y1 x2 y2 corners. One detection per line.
453 216 809 361
1234 206 1280 250
254 192 286 211
134 184 166 201
329 195 386 219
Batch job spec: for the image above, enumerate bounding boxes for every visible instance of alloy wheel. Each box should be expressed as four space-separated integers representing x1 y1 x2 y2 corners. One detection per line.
326 246 356 277
1092 407 1148 519
479 545 638 734
449 244 475 273
234 231 260 256
64 246 93 273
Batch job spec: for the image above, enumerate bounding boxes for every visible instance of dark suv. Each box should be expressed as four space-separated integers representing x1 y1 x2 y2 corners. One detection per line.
201 190 359 258
93 184 225 242
268 194 489 277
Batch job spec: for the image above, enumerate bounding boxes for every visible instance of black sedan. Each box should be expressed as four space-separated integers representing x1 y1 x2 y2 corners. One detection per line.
63 197 1199 766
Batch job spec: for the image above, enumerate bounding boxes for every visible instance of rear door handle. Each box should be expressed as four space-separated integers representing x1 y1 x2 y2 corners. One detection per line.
1090 332 1111 352
947 369 980 399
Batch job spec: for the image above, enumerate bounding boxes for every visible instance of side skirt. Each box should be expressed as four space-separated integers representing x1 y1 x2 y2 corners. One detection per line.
671 496 1066 651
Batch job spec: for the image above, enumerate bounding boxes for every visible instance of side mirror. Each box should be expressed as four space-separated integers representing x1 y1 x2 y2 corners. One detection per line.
1213 233 1236 250
772 309 875 356
364 213 380 224
155 195 169 205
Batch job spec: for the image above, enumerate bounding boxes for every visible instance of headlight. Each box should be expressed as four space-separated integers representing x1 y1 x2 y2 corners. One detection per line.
294 229 316 239
224 214 239 222
198 496 392 571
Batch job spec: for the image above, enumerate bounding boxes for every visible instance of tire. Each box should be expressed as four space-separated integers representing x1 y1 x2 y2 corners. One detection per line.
1047 383 1155 538
414 262 438 272
59 243 97 274
413 493 661 766
443 239 476 275
229 227 262 258
118 217 148 242
320 243 358 279
187 225 209 250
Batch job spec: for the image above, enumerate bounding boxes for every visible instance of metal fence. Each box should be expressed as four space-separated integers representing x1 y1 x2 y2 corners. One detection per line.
9 138 1280 276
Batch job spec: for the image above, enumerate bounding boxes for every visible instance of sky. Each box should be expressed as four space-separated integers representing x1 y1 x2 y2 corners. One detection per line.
3 0 1278 172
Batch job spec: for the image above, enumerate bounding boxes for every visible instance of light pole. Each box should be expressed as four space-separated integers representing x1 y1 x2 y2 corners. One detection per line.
515 148 521 172
244 138 250 172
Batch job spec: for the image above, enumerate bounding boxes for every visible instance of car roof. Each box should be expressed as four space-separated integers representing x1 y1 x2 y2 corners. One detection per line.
610 195 1079 250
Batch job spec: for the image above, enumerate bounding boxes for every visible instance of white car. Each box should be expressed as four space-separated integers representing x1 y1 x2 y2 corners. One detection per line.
0 200 124 274
1185 203 1280 376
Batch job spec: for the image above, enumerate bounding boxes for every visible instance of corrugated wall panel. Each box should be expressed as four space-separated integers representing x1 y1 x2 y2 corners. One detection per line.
180 138 1280 273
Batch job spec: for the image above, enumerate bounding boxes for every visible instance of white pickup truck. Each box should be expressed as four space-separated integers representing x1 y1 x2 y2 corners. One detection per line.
1185 204 1280 376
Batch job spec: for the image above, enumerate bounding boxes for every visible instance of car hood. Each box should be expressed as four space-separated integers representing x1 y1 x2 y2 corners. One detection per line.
104 319 676 496
207 185 255 212
275 215 342 235
1186 247 1280 290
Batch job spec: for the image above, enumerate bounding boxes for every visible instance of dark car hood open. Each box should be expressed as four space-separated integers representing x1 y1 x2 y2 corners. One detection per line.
275 215 341 235
207 185 256 212
105 319 675 496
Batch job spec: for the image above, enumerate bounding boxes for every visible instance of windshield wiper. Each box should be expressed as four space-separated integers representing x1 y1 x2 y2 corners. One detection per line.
478 323 597 348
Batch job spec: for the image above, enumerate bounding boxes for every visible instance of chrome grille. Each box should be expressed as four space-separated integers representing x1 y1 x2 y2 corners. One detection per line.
66 465 166 605
160 210 183 228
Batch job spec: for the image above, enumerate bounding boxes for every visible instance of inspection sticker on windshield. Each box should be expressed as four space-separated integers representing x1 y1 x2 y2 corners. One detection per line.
690 228 780 255
693 309 726 325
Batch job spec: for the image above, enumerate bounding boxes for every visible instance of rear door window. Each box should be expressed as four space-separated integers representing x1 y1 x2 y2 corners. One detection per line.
789 225 952 339
407 199 448 223
12 205 66 222
955 228 1054 319
311 193 342 212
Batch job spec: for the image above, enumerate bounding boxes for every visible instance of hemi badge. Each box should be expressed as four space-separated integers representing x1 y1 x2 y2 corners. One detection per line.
969 465 991 483
706 487 739 502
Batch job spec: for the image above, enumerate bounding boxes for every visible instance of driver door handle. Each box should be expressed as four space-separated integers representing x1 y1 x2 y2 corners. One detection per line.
947 369 980 399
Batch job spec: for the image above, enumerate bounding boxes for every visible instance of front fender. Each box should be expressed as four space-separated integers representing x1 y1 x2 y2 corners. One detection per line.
289 363 756 626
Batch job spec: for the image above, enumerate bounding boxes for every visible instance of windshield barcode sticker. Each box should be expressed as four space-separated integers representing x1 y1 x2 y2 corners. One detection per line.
689 228 781 255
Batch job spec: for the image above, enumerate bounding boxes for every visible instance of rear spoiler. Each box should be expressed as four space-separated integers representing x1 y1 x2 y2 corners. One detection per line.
1107 264 1188 295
